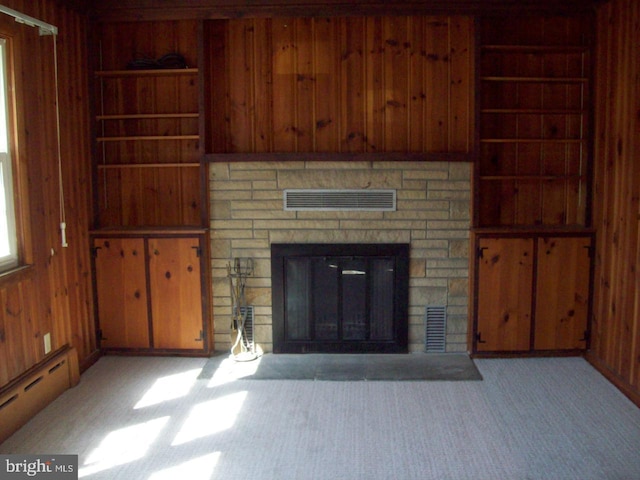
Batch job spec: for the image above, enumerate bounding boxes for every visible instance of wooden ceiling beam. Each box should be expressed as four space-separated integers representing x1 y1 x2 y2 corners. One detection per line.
89 0 603 22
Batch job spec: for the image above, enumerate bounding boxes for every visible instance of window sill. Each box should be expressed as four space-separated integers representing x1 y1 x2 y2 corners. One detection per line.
0 264 34 286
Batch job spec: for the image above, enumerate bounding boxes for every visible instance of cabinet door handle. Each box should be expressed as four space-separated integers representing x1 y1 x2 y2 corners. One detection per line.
476 332 487 344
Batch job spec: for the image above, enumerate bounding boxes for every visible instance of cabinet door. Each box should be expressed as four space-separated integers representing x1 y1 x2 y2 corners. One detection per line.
476 238 534 352
534 237 590 350
94 238 150 348
148 237 204 350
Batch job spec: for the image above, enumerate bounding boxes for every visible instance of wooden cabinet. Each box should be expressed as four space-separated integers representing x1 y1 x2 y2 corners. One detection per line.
474 234 592 353
94 237 150 349
90 21 211 356
476 238 534 352
534 236 591 350
93 234 209 354
148 237 205 350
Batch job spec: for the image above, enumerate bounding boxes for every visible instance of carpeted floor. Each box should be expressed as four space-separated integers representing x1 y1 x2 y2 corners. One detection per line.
198 353 483 381
2 355 640 480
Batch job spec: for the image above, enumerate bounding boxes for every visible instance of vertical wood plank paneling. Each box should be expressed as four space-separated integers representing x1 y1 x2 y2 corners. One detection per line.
408 16 426 151
341 17 366 152
313 17 340 152
0 0 95 388
253 19 273 153
591 0 640 402
295 18 315 152
424 17 450 152
383 17 409 152
272 18 297 151
205 20 229 153
449 16 473 152
206 15 474 154
228 19 255 152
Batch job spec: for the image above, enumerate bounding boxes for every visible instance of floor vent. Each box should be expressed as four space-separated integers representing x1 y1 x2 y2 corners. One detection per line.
284 189 396 211
425 305 446 353
234 306 255 352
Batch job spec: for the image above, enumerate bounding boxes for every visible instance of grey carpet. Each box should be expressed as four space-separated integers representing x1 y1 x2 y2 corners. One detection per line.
2 356 640 480
198 353 483 381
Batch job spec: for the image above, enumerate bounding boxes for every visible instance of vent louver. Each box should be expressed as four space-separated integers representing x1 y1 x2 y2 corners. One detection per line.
284 189 396 211
425 305 447 353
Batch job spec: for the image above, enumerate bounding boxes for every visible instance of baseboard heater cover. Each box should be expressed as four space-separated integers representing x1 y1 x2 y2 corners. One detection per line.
0 346 80 443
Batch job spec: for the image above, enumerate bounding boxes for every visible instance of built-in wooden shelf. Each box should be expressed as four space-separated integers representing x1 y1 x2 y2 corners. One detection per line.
97 135 199 142
97 163 200 169
481 76 589 83
481 45 589 53
97 113 199 120
480 138 585 144
481 108 587 115
95 68 198 77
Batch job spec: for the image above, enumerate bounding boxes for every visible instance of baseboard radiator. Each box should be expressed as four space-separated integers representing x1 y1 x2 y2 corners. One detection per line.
0 346 80 443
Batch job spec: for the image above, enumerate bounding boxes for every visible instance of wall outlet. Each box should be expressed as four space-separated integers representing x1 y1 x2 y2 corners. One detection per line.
44 333 51 354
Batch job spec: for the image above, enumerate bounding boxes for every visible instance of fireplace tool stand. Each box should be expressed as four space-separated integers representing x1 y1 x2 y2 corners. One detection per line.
227 257 257 361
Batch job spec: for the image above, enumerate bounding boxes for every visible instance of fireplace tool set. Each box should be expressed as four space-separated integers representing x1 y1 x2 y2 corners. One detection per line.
227 257 258 361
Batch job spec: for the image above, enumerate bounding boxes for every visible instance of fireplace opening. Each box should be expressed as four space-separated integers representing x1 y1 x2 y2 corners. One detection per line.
271 243 410 353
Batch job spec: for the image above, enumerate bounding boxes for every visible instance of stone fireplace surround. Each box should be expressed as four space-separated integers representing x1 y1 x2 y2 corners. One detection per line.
210 161 471 354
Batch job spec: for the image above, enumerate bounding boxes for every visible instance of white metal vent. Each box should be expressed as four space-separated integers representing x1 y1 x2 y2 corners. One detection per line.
425 305 447 353
234 306 255 352
284 189 396 211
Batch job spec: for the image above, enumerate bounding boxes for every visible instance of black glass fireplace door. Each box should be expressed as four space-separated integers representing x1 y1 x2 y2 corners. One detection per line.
272 244 409 353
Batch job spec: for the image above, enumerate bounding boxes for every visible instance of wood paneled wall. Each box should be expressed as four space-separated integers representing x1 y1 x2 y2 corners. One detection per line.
206 16 474 154
0 0 95 388
590 0 640 404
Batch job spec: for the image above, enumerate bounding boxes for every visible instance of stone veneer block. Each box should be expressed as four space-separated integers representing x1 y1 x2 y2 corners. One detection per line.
210 161 471 353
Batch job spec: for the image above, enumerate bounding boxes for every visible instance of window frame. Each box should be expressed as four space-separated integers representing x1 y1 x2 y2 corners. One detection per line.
0 37 18 272
0 23 29 276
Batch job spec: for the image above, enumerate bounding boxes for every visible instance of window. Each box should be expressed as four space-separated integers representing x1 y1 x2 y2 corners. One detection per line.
0 37 17 272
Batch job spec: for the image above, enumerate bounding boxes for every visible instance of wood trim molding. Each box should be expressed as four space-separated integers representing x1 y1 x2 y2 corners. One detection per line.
585 351 640 408
205 152 473 163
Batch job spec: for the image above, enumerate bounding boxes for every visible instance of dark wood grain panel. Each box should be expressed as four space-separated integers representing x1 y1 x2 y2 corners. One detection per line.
591 0 640 404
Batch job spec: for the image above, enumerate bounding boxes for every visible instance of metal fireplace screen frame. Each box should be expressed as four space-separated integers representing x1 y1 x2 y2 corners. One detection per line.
271 243 410 353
